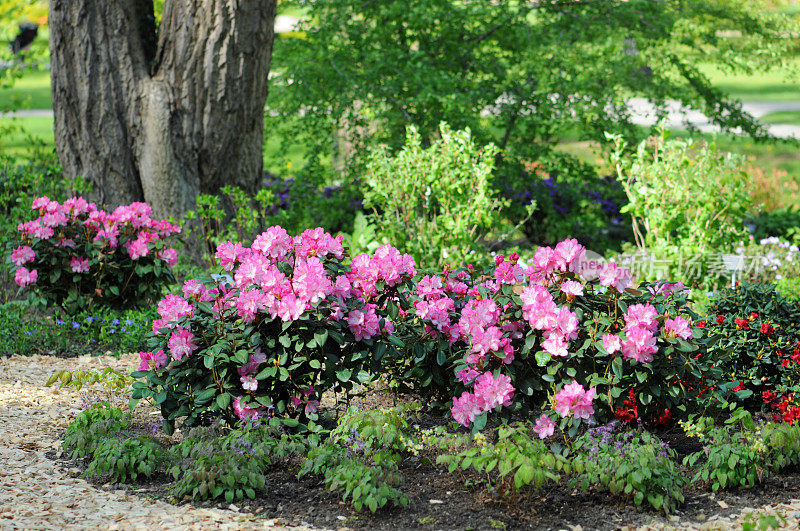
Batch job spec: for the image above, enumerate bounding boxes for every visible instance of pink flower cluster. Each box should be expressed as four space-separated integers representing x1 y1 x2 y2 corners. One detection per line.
554 381 596 419
209 228 413 333
12 197 180 288
147 226 416 421
620 303 659 363
664 315 692 340
520 284 578 359
451 372 514 427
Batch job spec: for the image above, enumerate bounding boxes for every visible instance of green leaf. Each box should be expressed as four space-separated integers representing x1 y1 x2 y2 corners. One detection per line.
314 329 328 348
535 351 551 367
515 464 534 489
216 393 231 410
336 369 352 382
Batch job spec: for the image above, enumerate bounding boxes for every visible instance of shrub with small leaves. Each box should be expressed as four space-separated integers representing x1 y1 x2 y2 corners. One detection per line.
300 408 410 512
436 423 568 492
704 281 800 409
571 422 686 514
85 435 163 482
62 403 130 459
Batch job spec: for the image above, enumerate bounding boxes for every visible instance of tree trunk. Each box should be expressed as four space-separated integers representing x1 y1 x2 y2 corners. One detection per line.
48 0 277 221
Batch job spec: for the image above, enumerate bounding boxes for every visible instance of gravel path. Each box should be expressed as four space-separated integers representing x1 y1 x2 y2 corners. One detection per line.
0 353 315 530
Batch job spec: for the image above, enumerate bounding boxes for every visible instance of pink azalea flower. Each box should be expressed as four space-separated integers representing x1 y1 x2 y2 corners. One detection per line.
597 263 633 293
11 245 35 266
126 237 149 259
473 372 514 410
138 349 168 371
168 328 197 361
216 242 247 271
560 280 584 297
602 333 621 354
158 248 178 267
14 267 37 287
554 238 585 272
554 381 595 419
235 289 269 323
252 225 293 258
494 261 524 285
233 397 264 420
451 391 486 427
533 415 555 439
470 326 503 355
664 316 693 340
157 294 194 324
277 293 307 322
240 375 258 391
456 367 480 384
70 256 90 273
542 335 569 357
624 304 658 333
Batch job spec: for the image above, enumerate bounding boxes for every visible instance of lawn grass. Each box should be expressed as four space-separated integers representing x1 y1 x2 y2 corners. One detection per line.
699 60 800 102
0 113 313 174
761 110 800 126
0 69 52 110
0 115 54 158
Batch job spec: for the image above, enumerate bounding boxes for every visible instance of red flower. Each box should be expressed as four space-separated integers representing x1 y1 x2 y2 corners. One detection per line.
734 318 750 330
761 322 774 335
732 381 746 392
749 312 759 321
656 409 672 428
716 314 725 324
762 390 777 403
695 320 706 328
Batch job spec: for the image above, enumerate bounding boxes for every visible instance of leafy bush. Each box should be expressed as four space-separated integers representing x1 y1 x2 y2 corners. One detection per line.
169 420 309 503
437 423 567 492
746 206 800 244
499 153 631 254
392 239 718 433
683 410 800 492
62 403 130 459
10 197 179 312
132 227 413 432
571 422 686 514
610 132 753 289
0 153 77 303
363 123 513 268
704 281 800 407
299 408 410 512
86 435 163 482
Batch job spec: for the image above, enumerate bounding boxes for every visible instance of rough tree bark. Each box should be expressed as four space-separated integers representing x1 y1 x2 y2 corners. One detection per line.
48 0 277 221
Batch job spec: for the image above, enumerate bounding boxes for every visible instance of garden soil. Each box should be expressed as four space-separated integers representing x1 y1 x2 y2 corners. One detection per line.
4 352 800 530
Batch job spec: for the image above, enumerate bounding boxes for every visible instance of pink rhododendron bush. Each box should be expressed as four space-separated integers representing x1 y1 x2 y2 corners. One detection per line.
395 240 722 435
133 225 720 435
11 197 180 312
132 227 413 433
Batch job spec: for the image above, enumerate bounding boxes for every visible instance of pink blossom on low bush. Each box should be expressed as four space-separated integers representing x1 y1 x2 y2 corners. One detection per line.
533 414 555 439
11 197 179 312
133 226 415 431
14 267 37 287
11 245 35 266
554 381 596 419
394 236 712 433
